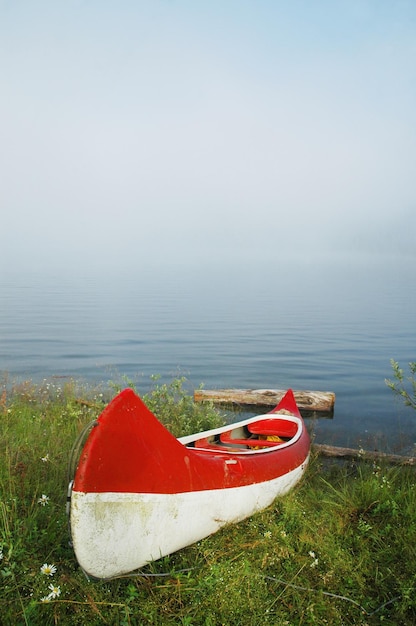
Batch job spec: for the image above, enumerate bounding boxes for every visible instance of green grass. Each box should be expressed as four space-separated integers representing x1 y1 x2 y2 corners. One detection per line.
1 376 416 625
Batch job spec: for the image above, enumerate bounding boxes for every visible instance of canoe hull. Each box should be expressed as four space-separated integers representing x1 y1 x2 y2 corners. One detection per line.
70 456 308 579
69 387 310 579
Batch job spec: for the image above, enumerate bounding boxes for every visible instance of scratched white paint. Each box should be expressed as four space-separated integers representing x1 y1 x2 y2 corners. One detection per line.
70 454 309 579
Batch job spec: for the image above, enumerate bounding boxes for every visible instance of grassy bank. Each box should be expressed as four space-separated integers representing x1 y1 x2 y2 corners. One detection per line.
1 377 416 625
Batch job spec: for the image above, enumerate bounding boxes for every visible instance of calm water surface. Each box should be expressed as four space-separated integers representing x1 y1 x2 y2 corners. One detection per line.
1 256 415 452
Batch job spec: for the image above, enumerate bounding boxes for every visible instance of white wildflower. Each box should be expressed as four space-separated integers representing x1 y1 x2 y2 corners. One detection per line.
40 563 57 576
41 454 50 463
47 583 61 599
38 494 50 506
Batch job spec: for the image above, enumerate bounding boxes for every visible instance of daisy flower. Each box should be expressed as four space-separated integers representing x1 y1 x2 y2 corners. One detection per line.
47 583 61 599
40 596 51 603
38 494 50 506
41 454 50 463
40 563 57 576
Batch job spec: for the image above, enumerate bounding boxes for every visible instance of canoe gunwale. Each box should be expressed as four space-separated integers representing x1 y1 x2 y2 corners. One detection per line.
179 413 303 455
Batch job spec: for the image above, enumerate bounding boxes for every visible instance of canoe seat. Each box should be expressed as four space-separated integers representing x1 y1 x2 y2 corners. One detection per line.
248 418 298 439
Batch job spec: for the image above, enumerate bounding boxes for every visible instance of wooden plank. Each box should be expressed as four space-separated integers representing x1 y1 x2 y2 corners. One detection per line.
313 443 416 466
194 388 335 415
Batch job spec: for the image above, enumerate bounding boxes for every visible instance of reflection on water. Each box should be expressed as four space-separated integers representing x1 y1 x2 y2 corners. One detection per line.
1 256 415 451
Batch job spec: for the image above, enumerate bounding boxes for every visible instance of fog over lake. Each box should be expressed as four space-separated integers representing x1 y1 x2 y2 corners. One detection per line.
2 255 415 453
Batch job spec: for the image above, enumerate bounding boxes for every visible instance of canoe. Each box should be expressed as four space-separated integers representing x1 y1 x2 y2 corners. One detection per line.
68 387 310 579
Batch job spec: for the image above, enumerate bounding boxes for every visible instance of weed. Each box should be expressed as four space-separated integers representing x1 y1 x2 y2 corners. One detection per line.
386 359 416 411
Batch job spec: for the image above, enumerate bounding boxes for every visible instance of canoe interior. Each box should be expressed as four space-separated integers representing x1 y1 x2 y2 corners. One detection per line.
183 413 300 453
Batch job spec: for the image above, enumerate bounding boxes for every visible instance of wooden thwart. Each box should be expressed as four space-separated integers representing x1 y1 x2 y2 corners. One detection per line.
194 388 335 415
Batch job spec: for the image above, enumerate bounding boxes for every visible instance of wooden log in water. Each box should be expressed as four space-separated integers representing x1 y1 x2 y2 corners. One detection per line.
193 388 335 415
313 443 416 466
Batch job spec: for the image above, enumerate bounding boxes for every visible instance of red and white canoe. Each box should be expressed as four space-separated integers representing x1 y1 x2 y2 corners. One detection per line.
68 388 310 579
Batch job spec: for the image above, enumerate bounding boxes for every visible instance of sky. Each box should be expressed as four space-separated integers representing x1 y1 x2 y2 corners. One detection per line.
1 0 415 274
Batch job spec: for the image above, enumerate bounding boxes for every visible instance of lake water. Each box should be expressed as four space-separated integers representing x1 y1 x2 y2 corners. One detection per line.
1 255 415 453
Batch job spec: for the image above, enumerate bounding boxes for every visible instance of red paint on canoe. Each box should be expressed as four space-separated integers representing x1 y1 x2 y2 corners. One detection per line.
73 388 310 495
